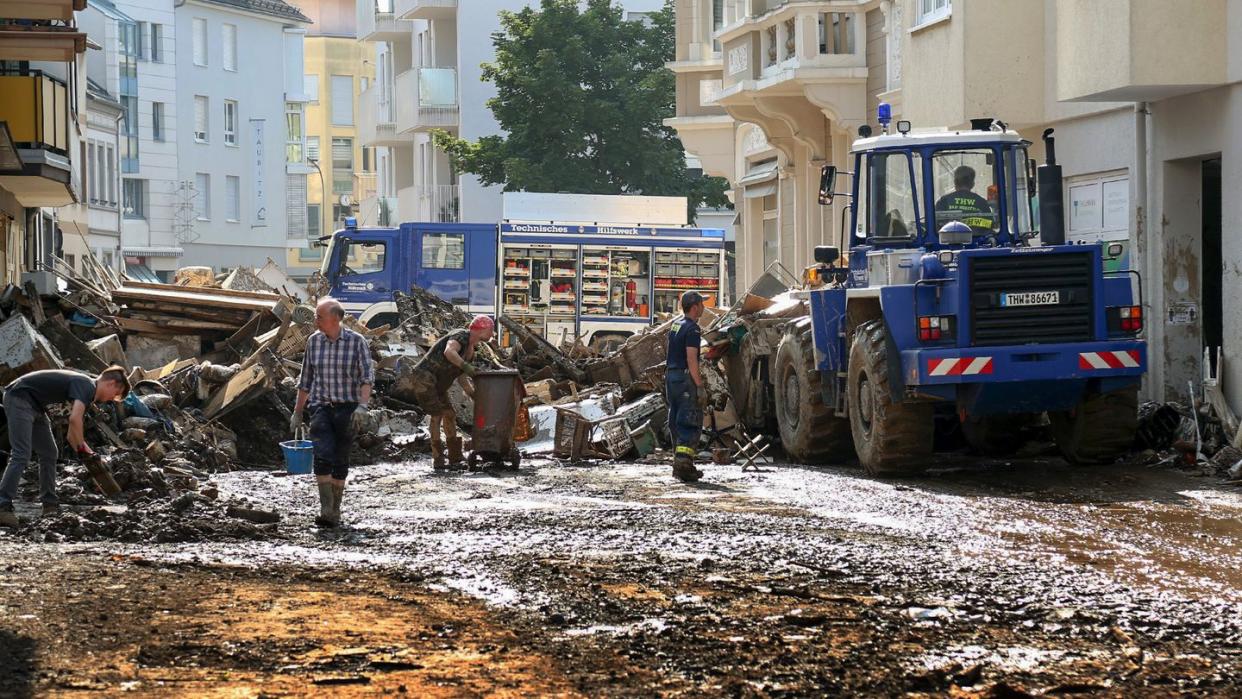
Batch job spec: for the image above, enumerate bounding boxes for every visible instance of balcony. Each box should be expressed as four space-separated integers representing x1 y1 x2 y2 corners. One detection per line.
396 67 459 134
397 0 456 21
0 71 77 206
1056 0 1226 102
356 0 412 42
419 184 459 223
358 84 405 147
0 0 87 21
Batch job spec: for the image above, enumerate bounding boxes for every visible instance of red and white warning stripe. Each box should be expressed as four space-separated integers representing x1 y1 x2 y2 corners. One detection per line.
1079 350 1141 370
928 356 994 376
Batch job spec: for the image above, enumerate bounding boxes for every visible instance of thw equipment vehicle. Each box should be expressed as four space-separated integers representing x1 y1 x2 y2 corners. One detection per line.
316 193 727 350
770 108 1146 475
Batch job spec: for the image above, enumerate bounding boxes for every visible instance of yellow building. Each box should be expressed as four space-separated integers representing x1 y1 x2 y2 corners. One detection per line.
286 0 376 281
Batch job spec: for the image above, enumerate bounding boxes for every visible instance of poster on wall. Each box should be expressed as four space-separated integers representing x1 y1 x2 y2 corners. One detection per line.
250 119 267 228
1068 182 1101 234
1067 174 1130 272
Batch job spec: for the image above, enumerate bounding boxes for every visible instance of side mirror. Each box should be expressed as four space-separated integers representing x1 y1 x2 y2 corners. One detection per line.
818 164 837 205
814 245 840 265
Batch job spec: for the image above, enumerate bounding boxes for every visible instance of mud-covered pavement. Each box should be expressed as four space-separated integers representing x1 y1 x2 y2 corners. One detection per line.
3 453 1242 696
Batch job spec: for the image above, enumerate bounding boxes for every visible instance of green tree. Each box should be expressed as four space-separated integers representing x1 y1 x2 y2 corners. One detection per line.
433 0 730 221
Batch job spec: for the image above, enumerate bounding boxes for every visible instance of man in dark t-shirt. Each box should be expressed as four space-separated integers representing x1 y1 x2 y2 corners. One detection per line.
411 315 495 471
666 291 708 483
0 367 130 527
934 165 995 234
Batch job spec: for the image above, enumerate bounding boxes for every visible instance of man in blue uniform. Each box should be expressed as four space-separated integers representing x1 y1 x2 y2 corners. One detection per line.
666 291 708 482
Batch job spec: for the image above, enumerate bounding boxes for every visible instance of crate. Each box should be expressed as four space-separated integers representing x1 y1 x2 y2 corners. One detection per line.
554 408 593 460
697 264 717 277
656 263 676 275
677 253 697 263
595 417 634 458
656 251 677 262
675 264 697 276
698 252 718 263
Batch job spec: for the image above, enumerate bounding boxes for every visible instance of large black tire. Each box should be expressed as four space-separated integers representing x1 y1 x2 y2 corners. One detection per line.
961 414 1030 457
847 320 933 476
1050 387 1138 465
772 321 853 463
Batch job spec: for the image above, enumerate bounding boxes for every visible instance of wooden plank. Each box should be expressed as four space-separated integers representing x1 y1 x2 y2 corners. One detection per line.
203 364 268 418
116 282 283 304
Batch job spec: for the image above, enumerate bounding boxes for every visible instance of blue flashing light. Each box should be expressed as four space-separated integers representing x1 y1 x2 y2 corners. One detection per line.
877 102 892 126
344 216 358 229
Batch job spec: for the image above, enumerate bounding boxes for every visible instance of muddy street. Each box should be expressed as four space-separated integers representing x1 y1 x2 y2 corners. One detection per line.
3 454 1241 696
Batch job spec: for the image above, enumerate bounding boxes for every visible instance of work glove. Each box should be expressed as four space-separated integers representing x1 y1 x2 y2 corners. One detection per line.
461 363 477 378
350 405 371 433
289 410 303 436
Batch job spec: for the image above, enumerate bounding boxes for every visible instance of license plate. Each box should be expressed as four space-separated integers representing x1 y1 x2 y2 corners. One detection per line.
1001 291 1060 307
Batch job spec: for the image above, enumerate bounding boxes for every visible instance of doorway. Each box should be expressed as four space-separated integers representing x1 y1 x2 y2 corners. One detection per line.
1202 158 1222 374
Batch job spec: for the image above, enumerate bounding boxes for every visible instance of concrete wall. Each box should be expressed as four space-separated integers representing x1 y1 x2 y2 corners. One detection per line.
176 0 303 269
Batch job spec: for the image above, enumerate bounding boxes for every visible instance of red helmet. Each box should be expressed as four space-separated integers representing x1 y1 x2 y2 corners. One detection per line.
470 315 495 332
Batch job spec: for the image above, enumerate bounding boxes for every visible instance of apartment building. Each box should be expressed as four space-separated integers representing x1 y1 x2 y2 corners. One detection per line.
0 0 89 289
283 0 375 280
78 0 182 279
355 0 664 228
59 79 125 273
173 0 310 272
670 0 1242 409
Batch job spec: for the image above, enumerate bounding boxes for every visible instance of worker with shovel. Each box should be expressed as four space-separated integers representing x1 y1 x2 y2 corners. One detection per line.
292 298 375 528
410 315 495 471
667 291 708 483
0 367 130 528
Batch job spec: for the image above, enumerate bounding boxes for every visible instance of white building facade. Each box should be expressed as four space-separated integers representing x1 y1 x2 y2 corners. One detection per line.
356 0 664 228
174 0 310 271
60 80 126 273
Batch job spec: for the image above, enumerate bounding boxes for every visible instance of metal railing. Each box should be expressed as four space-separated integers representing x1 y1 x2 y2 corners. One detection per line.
419 183 460 223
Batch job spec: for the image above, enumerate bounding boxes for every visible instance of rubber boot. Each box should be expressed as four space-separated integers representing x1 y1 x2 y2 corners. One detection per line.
447 437 466 471
672 450 703 483
430 429 448 471
0 509 17 529
330 482 344 527
315 481 336 528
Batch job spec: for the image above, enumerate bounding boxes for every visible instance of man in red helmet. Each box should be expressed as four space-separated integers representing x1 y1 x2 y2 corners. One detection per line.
410 315 495 470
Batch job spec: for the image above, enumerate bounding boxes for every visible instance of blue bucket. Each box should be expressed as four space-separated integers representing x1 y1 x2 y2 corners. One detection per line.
280 439 314 474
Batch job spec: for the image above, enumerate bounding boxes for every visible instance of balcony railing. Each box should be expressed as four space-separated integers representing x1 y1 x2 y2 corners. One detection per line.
359 84 401 147
397 67 459 133
357 0 411 41
419 183 459 223
717 3 866 89
0 71 70 155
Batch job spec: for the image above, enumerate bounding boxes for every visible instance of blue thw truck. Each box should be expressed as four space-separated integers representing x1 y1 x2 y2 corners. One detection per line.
317 204 727 350
737 108 1146 475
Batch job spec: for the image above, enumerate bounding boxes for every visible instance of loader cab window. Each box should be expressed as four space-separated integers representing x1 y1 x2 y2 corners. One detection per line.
931 149 1000 237
869 151 919 241
1010 147 1036 240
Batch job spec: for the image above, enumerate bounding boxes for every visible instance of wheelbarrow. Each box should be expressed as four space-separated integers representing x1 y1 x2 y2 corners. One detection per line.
467 369 524 471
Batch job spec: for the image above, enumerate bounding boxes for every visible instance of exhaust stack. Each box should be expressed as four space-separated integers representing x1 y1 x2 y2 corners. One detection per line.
1038 128 1065 246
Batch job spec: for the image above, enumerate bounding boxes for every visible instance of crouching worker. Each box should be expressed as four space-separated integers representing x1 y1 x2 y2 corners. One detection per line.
411 315 495 471
0 367 130 527
666 291 708 483
291 298 374 528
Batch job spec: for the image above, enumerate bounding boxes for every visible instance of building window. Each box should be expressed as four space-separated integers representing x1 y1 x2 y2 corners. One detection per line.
194 95 209 142
299 245 323 262
286 173 307 238
150 23 162 62
195 173 210 220
192 17 207 66
224 100 238 146
222 24 237 72
137 22 148 60
123 179 146 219
915 0 950 26
119 21 138 56
307 203 321 237
152 102 165 141
105 145 116 205
285 102 304 164
343 241 386 275
306 136 320 163
711 0 724 51
304 74 319 102
88 143 99 203
362 146 373 173
331 137 353 194
332 203 348 226
225 175 240 222
330 75 353 126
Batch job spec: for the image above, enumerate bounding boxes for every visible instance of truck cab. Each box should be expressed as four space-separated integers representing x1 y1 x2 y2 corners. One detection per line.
318 220 497 328
773 113 1146 475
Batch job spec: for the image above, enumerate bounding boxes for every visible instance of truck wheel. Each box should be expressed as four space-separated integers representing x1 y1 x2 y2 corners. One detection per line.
847 320 933 476
1050 387 1138 465
773 322 852 463
961 414 1029 457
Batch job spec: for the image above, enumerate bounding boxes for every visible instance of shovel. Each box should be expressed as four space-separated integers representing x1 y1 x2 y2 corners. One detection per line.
83 452 122 498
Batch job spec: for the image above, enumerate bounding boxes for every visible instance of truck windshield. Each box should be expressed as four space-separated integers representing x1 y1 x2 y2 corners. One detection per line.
930 149 1000 238
318 236 337 278
870 151 919 241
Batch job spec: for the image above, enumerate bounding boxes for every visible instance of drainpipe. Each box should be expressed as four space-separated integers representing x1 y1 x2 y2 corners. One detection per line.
115 111 124 273
1135 101 1160 400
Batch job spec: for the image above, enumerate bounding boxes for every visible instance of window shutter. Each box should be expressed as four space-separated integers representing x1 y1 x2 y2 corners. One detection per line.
194 96 208 141
223 24 237 71
195 173 210 219
304 75 319 102
286 174 307 237
226 176 240 221
330 76 353 125
193 18 207 66
306 136 320 162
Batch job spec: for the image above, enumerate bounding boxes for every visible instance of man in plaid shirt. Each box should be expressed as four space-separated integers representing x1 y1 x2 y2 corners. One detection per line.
292 298 374 528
